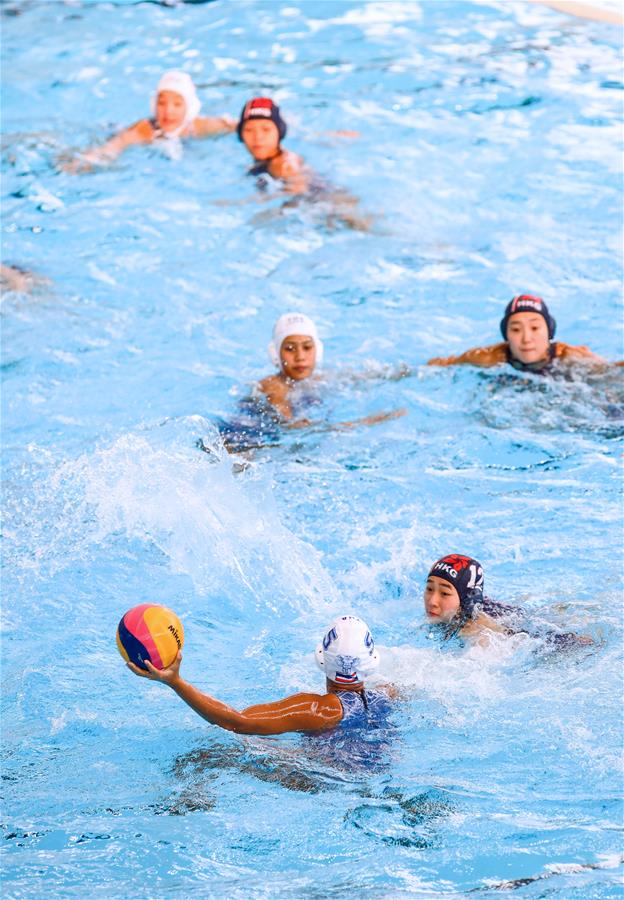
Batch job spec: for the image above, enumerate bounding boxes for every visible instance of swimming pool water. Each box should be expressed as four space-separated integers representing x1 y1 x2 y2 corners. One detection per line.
2 1 623 897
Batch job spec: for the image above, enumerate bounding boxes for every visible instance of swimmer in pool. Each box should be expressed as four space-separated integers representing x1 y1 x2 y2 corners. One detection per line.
427 294 621 374
236 97 372 230
256 311 405 427
424 553 593 648
256 312 322 421
63 70 235 171
206 312 405 454
0 263 49 293
237 97 308 194
127 614 395 735
424 554 515 641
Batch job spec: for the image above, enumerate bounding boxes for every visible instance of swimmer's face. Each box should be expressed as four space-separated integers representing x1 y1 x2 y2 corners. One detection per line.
506 313 550 365
279 334 316 381
156 90 187 133
424 576 461 623
241 119 281 160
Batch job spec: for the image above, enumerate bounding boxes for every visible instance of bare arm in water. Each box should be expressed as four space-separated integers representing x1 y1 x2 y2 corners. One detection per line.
530 1 622 25
128 652 343 735
257 374 406 429
427 341 610 368
62 114 235 172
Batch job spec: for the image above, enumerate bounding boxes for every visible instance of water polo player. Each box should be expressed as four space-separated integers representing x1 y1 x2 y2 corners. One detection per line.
207 312 405 453
126 615 394 735
65 70 235 171
237 97 308 193
236 97 372 230
256 311 322 421
424 553 593 648
256 311 405 426
424 554 514 640
427 294 617 374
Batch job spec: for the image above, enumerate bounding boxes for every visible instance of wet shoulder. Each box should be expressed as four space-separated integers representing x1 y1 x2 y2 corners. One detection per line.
269 149 303 179
429 342 507 367
132 119 158 143
555 342 606 364
475 342 508 365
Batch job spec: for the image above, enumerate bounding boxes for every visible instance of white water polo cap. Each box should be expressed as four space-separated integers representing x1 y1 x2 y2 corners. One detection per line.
268 312 324 369
151 70 201 135
315 615 380 685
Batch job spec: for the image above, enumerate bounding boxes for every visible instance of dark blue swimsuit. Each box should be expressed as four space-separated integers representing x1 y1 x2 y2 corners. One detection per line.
212 396 281 451
248 157 331 199
304 689 395 772
214 382 324 452
507 342 558 374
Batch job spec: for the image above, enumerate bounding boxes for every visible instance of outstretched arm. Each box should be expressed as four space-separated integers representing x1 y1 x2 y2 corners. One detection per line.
127 653 343 735
286 407 407 432
193 114 237 137
61 120 153 172
331 407 407 430
531 1 622 25
427 343 508 368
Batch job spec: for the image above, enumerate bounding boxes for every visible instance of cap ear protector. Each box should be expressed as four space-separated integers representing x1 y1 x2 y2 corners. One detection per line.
500 294 556 340
315 615 380 685
237 97 287 142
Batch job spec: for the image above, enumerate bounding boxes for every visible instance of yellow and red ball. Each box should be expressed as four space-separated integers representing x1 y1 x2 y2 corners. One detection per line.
116 604 184 671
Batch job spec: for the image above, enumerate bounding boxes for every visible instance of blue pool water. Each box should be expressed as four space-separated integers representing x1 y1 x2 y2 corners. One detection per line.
2 1 623 897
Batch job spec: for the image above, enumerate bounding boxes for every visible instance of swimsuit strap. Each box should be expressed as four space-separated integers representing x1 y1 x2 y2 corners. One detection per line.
338 689 371 716
248 149 284 178
248 160 270 177
149 117 165 139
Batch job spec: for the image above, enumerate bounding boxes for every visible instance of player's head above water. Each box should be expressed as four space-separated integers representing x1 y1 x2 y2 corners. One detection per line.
268 312 323 380
151 70 201 135
500 294 556 366
315 615 380 686
237 97 286 140
237 97 287 159
425 554 485 623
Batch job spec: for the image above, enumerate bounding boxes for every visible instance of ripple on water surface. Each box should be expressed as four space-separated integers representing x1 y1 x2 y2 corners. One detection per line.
1 0 623 897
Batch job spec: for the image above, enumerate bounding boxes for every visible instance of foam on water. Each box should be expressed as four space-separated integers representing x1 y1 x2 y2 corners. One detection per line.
4 420 339 622
2 0 622 897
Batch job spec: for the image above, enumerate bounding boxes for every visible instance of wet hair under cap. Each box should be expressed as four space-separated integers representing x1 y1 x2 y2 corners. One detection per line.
500 294 556 340
237 97 287 142
428 554 485 616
